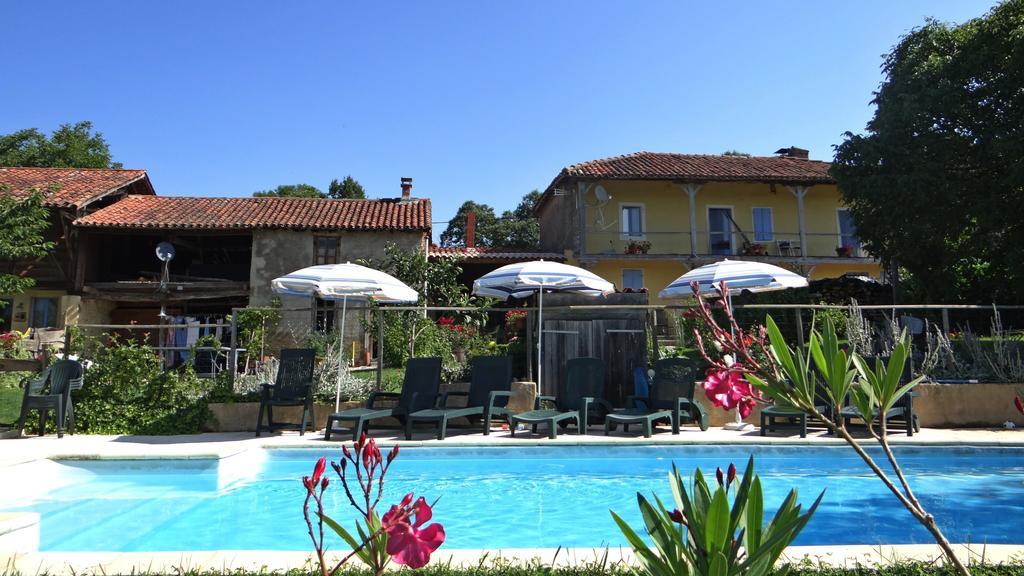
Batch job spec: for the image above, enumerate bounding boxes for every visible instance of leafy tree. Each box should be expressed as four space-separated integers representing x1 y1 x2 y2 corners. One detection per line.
0 189 56 295
253 183 324 198
832 1 1024 303
328 175 366 199
722 149 751 157
440 191 541 249
0 121 121 168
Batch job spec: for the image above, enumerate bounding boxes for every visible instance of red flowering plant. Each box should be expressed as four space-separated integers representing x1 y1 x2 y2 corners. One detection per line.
682 281 771 418
437 315 474 348
1015 393 1024 417
301 434 445 576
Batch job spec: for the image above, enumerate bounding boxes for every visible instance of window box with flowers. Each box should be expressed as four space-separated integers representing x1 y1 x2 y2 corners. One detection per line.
504 309 527 332
625 240 651 254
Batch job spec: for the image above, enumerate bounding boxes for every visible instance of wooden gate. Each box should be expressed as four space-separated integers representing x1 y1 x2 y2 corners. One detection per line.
540 316 647 406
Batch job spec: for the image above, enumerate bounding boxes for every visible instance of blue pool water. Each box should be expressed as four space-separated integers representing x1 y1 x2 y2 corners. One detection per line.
4 445 1023 551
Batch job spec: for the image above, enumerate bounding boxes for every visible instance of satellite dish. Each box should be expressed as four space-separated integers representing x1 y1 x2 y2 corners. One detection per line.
591 185 616 229
156 242 176 262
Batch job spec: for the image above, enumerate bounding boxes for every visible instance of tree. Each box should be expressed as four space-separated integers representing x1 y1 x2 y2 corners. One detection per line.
832 1 1024 303
0 121 121 168
328 176 366 199
253 184 324 198
721 150 751 157
440 191 541 249
0 189 55 296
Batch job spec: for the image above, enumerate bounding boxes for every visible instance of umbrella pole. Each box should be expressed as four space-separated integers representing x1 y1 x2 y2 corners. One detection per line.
336 295 348 412
537 288 543 393
724 290 750 431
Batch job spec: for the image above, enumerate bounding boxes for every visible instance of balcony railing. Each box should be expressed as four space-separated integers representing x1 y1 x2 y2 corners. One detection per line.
584 229 869 260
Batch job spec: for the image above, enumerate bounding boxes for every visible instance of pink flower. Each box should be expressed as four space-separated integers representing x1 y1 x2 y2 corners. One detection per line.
1015 396 1024 416
703 370 759 418
385 497 446 569
668 509 685 524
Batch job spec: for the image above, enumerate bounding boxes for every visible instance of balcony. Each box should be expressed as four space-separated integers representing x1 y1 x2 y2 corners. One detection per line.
582 229 872 264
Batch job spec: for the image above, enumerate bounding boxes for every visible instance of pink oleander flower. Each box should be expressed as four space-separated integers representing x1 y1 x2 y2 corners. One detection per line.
1015 395 1024 416
703 370 759 418
383 496 446 569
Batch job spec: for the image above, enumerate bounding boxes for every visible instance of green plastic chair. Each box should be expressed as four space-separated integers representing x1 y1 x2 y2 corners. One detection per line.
605 357 709 437
325 357 441 441
404 355 514 440
760 379 832 438
255 348 316 436
510 357 611 439
18 360 84 438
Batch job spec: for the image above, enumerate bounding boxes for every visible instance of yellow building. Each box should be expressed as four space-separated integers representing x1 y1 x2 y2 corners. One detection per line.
536 148 882 303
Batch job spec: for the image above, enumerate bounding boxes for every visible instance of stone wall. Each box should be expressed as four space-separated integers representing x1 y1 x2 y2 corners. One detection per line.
248 229 427 352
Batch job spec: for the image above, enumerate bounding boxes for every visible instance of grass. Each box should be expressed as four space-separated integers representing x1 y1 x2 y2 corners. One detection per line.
352 367 405 392
0 384 22 425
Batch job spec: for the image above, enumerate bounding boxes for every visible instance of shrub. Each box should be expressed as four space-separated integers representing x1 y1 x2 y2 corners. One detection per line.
75 337 212 435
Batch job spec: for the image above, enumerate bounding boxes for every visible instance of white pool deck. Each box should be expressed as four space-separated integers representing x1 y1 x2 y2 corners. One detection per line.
3 426 1024 574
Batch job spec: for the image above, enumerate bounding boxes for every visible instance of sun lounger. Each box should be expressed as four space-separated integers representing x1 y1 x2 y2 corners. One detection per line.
404 355 514 440
509 357 610 439
325 357 441 441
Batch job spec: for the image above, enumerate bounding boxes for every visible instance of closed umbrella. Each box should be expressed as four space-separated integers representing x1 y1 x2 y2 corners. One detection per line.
272 262 419 410
473 260 614 391
659 259 808 430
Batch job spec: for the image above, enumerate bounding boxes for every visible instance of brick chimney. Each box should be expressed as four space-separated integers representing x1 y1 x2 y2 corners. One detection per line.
466 210 476 248
400 177 413 199
774 146 809 160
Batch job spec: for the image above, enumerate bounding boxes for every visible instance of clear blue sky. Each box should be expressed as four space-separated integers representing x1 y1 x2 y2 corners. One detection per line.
2 1 994 238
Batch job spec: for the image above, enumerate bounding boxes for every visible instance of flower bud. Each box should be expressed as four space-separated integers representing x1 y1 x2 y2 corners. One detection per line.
668 509 685 524
388 445 400 463
715 467 724 487
342 444 350 459
331 460 342 475
321 477 329 490
1016 396 1024 416
727 463 737 487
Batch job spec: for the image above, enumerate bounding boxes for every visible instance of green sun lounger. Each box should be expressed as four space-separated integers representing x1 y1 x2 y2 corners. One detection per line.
510 357 610 439
404 355 514 440
760 381 832 438
839 355 920 437
325 357 441 441
604 357 709 437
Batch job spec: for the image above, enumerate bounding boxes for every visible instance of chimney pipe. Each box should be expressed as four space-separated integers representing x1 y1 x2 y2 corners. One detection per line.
466 211 476 248
774 147 809 160
400 177 412 199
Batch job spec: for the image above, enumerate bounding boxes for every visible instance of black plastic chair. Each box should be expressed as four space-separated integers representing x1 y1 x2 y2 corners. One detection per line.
18 360 84 438
325 357 442 441
405 355 514 440
255 348 316 436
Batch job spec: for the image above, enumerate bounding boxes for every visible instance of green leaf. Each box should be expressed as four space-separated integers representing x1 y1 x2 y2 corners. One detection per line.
704 488 731 554
709 550 728 576
746 477 764 552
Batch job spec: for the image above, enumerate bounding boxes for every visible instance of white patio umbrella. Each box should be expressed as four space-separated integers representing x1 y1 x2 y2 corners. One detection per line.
658 259 808 429
473 260 614 391
272 262 419 410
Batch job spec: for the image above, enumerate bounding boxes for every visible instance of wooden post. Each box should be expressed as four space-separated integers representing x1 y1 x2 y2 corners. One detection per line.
941 307 951 336
377 308 384 391
648 309 660 362
787 185 810 257
526 307 534 381
684 183 701 256
795 308 805 349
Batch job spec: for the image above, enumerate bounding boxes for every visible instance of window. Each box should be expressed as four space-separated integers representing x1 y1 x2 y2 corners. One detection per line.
314 298 336 333
707 207 734 255
622 269 644 291
621 205 644 238
752 207 774 241
837 209 861 254
30 297 58 329
314 236 340 265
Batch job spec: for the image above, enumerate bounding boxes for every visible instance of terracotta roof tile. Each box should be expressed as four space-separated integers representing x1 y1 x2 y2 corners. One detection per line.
539 151 834 212
74 195 432 232
558 151 833 184
429 245 564 261
0 167 154 208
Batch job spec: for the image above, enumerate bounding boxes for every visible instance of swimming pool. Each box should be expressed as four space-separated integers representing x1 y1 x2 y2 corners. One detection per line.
4 445 1023 551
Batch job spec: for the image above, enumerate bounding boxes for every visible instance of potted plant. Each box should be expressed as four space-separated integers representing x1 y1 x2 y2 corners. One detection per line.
625 239 651 254
836 245 853 257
